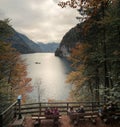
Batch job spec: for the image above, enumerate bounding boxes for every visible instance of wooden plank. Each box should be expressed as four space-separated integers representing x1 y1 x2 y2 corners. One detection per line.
32 114 62 121
68 112 98 123
84 115 97 119
32 116 46 120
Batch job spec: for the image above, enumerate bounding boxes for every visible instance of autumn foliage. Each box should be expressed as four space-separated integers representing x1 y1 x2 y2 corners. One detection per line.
59 0 120 102
0 20 32 111
0 41 32 105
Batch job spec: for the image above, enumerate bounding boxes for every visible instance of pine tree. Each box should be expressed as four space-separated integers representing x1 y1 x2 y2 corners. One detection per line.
59 0 120 102
0 20 32 112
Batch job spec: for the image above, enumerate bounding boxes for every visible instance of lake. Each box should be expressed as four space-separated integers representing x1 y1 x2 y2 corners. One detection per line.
22 53 72 102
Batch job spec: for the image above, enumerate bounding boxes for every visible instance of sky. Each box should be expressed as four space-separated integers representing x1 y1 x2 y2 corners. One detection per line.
0 0 78 43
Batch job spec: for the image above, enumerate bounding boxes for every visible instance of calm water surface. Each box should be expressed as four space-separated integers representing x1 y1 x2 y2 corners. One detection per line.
22 53 71 102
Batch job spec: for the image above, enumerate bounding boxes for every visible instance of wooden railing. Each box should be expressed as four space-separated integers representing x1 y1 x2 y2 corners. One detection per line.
1 101 120 127
0 101 17 127
20 101 103 115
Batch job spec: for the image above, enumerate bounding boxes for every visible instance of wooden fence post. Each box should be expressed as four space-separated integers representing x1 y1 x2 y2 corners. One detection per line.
0 114 3 127
39 103 41 115
14 103 17 118
39 103 41 125
67 103 69 115
18 97 22 119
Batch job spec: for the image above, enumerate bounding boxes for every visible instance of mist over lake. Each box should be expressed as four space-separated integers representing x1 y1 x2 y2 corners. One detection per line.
22 53 72 102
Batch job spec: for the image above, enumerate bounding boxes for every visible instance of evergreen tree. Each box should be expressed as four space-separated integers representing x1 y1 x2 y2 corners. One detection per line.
59 0 120 102
0 20 32 113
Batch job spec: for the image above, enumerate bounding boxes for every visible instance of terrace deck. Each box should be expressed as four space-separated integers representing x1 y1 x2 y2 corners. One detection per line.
22 115 120 127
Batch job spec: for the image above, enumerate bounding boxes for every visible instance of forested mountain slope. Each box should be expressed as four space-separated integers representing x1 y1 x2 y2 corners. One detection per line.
0 20 41 54
38 42 59 52
55 23 84 57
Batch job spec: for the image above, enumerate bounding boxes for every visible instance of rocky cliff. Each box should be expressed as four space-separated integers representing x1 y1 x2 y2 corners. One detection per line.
55 23 84 57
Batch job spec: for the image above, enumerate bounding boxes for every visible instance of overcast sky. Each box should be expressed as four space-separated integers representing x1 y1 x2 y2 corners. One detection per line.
0 0 78 43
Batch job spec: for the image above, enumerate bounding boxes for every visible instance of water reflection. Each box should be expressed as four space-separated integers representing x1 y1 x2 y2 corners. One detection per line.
22 53 71 102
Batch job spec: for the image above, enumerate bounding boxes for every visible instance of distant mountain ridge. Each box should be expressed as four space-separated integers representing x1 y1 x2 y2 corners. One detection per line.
0 22 41 54
17 32 41 53
0 20 59 53
37 42 59 52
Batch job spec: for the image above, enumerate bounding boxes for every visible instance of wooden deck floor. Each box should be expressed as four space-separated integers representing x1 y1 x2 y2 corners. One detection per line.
23 115 120 127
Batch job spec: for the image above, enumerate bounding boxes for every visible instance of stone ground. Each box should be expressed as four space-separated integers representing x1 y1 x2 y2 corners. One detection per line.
23 115 120 127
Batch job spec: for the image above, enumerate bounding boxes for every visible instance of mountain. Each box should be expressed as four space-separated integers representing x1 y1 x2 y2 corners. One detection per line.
0 20 41 54
37 42 59 52
17 33 41 52
55 23 84 57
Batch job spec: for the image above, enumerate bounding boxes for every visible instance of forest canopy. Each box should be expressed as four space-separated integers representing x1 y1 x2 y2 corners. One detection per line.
59 0 120 102
0 19 32 113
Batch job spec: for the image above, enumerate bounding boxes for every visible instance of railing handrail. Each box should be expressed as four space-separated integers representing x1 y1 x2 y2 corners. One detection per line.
21 101 104 106
1 101 17 115
0 101 18 127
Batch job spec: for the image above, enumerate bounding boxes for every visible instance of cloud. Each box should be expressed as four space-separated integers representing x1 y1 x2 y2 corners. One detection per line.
0 0 78 43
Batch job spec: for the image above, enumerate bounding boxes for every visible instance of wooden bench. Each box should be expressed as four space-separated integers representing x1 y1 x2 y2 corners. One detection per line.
12 117 25 127
32 114 61 126
68 112 98 125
